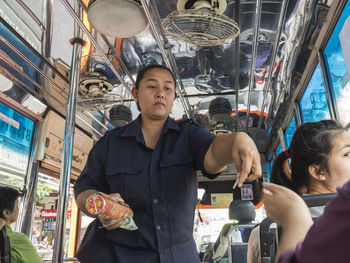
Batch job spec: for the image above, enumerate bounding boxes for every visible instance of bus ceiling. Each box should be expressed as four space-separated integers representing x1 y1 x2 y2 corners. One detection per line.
0 0 337 145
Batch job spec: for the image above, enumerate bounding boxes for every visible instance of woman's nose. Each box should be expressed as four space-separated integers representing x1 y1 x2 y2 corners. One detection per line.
156 89 165 98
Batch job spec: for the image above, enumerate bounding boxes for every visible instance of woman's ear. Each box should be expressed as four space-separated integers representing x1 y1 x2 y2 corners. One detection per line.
308 164 327 181
132 88 138 101
282 159 292 180
2 209 9 219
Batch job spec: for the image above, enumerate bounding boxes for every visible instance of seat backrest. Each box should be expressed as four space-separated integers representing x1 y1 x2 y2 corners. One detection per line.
242 227 254 243
0 226 11 263
228 224 256 263
259 217 277 263
228 243 248 263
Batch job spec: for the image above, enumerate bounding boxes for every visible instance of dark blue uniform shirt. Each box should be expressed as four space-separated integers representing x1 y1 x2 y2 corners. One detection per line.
74 115 219 263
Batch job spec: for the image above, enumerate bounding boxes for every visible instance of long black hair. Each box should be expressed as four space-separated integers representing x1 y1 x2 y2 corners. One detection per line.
0 186 19 219
270 120 346 195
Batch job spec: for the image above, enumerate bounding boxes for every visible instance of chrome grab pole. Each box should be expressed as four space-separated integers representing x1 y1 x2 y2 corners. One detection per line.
234 0 240 131
18 0 55 235
16 122 40 234
52 1 84 261
60 0 132 96
245 0 262 131
140 0 193 119
42 0 54 58
258 0 289 128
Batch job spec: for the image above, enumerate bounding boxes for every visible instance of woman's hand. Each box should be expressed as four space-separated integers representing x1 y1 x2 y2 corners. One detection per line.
204 132 261 188
263 182 311 227
98 193 128 230
231 132 262 187
263 183 313 261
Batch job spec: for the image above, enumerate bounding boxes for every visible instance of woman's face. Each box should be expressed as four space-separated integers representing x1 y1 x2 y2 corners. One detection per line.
132 68 176 120
325 131 350 191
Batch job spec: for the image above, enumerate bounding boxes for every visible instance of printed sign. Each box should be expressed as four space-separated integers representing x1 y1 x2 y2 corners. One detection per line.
0 102 34 175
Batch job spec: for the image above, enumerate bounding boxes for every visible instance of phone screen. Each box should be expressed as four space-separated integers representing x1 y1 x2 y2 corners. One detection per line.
241 184 254 200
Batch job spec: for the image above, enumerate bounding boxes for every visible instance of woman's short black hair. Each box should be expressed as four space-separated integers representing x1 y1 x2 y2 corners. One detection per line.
0 186 19 219
134 65 177 111
135 64 176 90
271 120 346 195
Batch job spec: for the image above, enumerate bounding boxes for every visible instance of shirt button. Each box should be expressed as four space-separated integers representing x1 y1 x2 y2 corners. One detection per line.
156 225 161 230
153 198 158 204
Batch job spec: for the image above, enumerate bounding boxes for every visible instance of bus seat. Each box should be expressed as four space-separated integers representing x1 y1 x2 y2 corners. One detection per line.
228 243 248 263
227 200 256 263
0 226 11 263
259 217 277 263
211 200 256 262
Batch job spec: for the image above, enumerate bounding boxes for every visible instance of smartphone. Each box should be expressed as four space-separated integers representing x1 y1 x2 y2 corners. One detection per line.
233 178 263 205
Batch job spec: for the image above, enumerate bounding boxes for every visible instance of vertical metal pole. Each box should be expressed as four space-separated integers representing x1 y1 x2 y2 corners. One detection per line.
246 0 262 131
42 0 54 58
234 0 240 132
18 162 40 235
318 51 338 120
258 0 289 128
140 0 193 119
60 0 132 95
16 121 40 233
52 1 83 261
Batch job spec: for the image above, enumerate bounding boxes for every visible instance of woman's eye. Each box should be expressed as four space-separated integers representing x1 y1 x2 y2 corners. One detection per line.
345 152 350 157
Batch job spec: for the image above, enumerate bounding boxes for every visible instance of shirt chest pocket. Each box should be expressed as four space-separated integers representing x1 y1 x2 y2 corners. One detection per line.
159 153 197 200
105 157 148 205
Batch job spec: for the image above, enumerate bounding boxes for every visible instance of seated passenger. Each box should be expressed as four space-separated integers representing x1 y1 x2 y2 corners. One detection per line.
247 120 350 263
262 122 350 262
0 186 43 263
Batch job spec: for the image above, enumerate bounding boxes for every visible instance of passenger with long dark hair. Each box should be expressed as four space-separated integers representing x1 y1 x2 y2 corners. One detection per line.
0 186 42 263
248 120 350 263
263 120 350 262
74 65 261 263
271 120 349 196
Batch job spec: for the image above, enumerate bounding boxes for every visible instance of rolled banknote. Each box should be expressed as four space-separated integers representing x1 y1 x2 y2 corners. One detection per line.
86 192 138 231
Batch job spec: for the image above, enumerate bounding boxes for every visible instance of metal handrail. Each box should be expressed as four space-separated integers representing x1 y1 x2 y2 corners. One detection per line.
258 0 290 128
140 0 193 119
52 1 83 261
0 36 69 98
63 258 79 262
245 0 262 131
75 0 136 85
15 0 45 29
234 0 240 131
60 0 132 95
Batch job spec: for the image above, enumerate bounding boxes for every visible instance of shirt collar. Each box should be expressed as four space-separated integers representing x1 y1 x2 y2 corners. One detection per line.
162 117 180 134
119 114 180 138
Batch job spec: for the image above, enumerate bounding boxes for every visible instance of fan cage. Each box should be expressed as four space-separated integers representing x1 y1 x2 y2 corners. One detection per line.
77 93 123 112
162 9 240 47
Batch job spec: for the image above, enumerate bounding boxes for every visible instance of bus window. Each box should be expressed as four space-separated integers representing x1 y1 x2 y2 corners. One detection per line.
284 116 296 149
324 1 350 126
276 144 282 156
300 64 330 122
266 155 273 182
